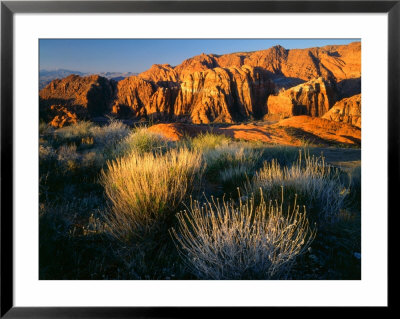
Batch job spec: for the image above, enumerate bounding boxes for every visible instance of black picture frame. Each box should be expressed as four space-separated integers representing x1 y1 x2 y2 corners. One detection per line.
1 1 396 317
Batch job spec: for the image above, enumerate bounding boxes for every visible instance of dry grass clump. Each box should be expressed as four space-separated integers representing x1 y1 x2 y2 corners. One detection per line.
53 121 94 145
252 151 348 223
171 189 315 279
100 148 204 240
261 145 299 166
48 120 130 151
203 144 262 187
190 132 230 151
89 120 130 149
346 164 361 210
114 127 169 156
39 121 54 135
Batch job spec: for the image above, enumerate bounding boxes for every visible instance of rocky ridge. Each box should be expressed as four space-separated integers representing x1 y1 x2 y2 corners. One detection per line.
39 42 361 127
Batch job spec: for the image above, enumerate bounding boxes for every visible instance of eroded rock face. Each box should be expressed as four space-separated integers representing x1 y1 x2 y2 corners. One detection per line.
267 78 336 118
138 64 179 85
173 66 275 123
322 94 361 127
112 76 168 118
39 74 115 126
174 42 361 83
39 42 361 127
110 65 275 124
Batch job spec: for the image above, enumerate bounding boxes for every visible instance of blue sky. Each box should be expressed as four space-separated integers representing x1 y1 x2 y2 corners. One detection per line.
39 39 360 73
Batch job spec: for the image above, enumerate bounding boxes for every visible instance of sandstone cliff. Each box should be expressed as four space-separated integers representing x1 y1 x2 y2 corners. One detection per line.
267 77 336 118
39 42 361 127
174 42 361 82
322 94 361 127
39 74 115 127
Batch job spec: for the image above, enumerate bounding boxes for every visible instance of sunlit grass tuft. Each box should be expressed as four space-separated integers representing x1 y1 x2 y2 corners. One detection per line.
114 127 169 156
251 150 348 223
100 148 204 240
190 132 230 151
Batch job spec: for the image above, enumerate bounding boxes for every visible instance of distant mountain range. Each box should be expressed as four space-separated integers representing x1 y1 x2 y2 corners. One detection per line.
39 69 138 89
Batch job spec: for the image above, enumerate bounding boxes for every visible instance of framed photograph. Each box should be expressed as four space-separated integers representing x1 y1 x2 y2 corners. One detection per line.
1 0 395 316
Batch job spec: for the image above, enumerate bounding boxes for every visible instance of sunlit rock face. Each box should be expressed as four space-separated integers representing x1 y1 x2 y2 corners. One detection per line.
39 42 361 127
267 78 336 118
322 94 361 128
173 66 275 124
39 74 116 127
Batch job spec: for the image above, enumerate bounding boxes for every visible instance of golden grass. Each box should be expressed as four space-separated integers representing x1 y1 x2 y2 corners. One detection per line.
114 127 168 156
100 148 204 240
190 132 230 150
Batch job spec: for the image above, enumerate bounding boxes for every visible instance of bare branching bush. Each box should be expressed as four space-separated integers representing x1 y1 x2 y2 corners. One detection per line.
100 148 204 240
252 150 348 223
171 189 315 279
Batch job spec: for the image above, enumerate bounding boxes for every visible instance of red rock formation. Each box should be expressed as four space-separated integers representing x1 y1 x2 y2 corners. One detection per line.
174 42 361 83
39 42 361 127
172 66 274 123
267 77 336 118
39 74 115 125
48 105 78 128
266 94 294 119
111 76 177 119
138 64 179 85
322 94 361 127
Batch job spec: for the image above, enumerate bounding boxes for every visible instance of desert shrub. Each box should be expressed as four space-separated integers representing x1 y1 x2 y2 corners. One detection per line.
39 121 54 135
56 144 80 171
39 198 123 280
220 166 251 186
100 148 204 240
346 164 361 210
114 127 169 156
80 150 106 170
39 143 56 162
203 144 262 189
190 132 230 151
53 121 94 146
252 150 348 223
170 189 315 279
260 145 299 166
89 120 130 149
